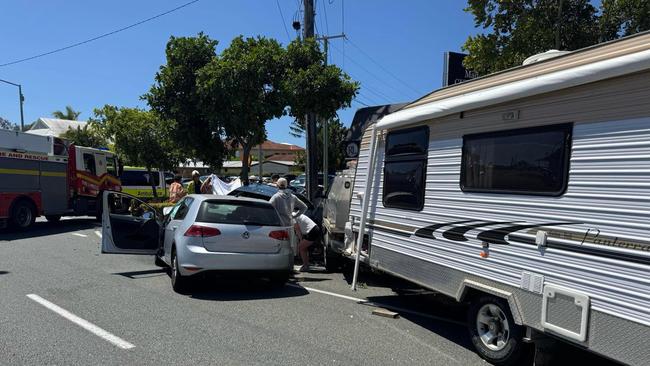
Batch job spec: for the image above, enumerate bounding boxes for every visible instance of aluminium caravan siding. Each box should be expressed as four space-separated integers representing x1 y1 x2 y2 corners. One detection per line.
349 70 650 365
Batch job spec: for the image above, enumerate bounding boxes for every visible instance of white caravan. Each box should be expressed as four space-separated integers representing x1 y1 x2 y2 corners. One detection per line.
345 32 650 365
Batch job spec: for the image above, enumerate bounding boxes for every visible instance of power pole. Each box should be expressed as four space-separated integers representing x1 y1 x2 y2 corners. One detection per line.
0 78 25 131
303 0 318 200
316 33 345 193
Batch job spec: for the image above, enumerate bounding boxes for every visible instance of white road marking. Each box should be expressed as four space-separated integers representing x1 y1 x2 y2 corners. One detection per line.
26 294 135 350
71 233 88 238
287 283 466 326
94 230 102 238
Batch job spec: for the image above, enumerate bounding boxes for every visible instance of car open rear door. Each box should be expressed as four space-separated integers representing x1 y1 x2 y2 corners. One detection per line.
101 190 160 254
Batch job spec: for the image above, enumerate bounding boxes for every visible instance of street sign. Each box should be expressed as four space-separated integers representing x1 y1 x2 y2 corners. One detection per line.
345 141 360 159
443 52 479 87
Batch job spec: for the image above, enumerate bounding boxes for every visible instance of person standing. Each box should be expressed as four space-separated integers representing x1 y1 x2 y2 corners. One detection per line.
186 170 203 195
269 174 280 187
294 214 320 272
168 175 186 203
269 178 307 227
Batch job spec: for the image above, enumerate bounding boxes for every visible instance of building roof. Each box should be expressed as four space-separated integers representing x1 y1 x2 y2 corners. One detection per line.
26 118 88 137
251 140 304 151
266 153 297 162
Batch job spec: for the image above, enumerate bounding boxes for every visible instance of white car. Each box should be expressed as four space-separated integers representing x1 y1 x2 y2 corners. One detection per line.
101 192 293 292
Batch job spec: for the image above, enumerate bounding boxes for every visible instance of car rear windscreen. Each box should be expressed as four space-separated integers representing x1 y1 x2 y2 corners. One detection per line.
197 201 282 226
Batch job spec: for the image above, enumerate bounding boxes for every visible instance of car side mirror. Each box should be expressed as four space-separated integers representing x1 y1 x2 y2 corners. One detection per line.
142 211 155 220
162 206 174 216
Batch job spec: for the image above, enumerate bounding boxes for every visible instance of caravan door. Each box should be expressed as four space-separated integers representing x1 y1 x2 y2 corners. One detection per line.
101 191 160 255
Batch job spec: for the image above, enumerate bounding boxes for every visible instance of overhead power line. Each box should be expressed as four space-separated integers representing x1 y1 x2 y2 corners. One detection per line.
275 0 291 42
345 37 423 97
0 0 201 67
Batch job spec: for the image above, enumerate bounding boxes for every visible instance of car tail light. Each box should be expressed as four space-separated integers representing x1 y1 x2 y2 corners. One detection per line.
269 230 289 241
184 225 221 237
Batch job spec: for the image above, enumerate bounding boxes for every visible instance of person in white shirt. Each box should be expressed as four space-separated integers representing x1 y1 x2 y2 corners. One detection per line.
269 178 307 227
294 214 320 272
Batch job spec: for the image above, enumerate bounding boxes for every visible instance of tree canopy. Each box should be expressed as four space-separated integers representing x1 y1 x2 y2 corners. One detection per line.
0 117 15 130
52 106 82 120
462 0 650 75
92 105 182 197
197 36 286 184
60 123 107 148
145 33 226 169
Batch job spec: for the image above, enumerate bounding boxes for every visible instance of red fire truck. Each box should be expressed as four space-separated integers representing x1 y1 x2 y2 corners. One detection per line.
0 129 121 229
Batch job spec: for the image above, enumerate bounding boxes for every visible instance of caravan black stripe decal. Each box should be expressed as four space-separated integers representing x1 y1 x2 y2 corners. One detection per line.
442 221 514 242
476 222 577 245
414 220 477 240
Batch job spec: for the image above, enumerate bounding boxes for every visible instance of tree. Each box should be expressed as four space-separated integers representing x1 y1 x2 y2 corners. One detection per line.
197 36 286 185
292 119 349 173
600 0 650 41
145 33 226 169
52 106 82 120
283 38 359 131
60 123 107 147
462 0 650 75
0 117 15 130
93 105 182 198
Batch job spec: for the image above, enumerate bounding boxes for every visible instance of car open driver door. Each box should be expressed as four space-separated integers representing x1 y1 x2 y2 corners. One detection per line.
101 190 161 254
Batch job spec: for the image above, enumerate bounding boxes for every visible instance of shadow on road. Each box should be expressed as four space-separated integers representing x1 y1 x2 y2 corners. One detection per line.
114 269 168 279
0 218 99 241
187 275 310 302
0 271 9 275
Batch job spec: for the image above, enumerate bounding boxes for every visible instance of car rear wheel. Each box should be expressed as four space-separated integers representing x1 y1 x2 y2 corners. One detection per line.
11 200 36 229
323 233 344 272
170 249 189 293
468 295 528 366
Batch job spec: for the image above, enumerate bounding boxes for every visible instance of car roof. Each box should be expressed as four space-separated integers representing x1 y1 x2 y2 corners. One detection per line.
186 194 270 205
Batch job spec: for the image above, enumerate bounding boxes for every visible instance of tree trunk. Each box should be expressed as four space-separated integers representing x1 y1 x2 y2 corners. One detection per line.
241 144 251 186
146 167 158 199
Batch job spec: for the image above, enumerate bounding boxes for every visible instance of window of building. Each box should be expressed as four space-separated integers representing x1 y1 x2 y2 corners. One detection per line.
83 153 96 176
461 124 572 196
382 126 429 210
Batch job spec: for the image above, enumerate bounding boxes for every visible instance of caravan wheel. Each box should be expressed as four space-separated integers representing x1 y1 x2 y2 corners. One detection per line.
468 296 528 366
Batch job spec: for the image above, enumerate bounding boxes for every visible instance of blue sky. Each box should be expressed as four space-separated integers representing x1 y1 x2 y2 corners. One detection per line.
0 1 477 147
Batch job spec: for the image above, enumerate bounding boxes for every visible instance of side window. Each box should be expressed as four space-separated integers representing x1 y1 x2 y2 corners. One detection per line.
83 153 96 175
106 157 117 177
172 197 194 221
460 124 572 196
382 126 429 211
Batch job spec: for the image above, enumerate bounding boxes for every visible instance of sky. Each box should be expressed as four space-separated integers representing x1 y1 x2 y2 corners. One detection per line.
0 0 478 147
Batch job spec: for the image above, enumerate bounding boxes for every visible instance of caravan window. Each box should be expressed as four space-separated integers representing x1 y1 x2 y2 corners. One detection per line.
461 124 571 196
383 126 429 211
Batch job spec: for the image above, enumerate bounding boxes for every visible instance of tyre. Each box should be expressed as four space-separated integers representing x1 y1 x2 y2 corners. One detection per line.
323 233 343 272
45 215 61 222
468 295 528 366
11 200 36 229
170 249 190 293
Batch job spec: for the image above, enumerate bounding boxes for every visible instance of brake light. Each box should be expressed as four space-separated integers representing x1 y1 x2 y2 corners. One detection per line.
184 225 221 237
269 230 289 241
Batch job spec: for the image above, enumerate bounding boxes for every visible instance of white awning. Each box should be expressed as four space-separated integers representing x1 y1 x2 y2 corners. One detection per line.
377 49 650 130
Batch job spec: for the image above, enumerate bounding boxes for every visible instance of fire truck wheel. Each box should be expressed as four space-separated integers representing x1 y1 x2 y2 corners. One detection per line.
11 200 36 229
45 215 61 222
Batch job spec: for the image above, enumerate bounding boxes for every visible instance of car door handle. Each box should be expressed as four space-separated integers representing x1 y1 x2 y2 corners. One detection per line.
171 226 178 231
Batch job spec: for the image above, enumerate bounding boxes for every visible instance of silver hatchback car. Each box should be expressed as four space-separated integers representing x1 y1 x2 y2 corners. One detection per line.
101 192 293 292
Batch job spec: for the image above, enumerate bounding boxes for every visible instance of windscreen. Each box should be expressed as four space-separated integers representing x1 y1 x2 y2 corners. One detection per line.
197 200 282 226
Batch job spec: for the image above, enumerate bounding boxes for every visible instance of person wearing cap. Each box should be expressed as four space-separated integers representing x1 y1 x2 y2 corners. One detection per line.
269 178 307 227
186 170 204 195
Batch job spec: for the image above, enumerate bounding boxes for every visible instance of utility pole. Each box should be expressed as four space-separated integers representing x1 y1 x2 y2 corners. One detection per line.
555 0 564 50
0 78 25 131
316 33 345 193
258 143 263 179
303 0 318 200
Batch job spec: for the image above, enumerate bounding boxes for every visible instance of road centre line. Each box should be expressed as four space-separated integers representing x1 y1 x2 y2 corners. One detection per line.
287 283 466 326
94 230 102 238
71 233 88 237
26 294 135 350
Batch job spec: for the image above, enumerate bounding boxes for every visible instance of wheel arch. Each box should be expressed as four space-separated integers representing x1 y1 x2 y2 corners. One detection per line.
456 280 524 326
9 195 39 217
